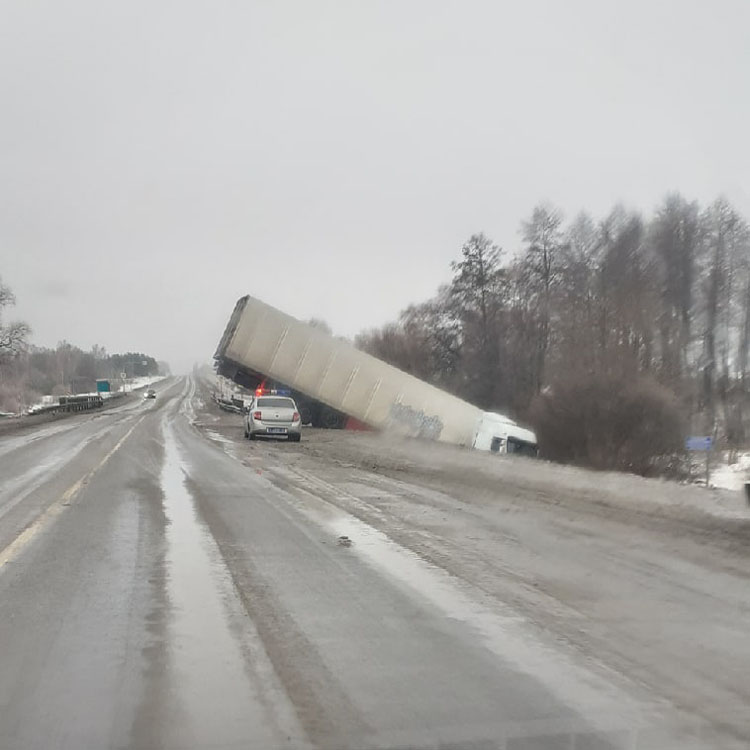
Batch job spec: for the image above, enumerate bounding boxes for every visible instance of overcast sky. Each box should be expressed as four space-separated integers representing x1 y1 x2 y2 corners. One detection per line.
2 1 749 373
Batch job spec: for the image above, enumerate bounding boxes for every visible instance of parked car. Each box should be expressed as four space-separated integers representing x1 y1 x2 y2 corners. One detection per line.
244 395 301 441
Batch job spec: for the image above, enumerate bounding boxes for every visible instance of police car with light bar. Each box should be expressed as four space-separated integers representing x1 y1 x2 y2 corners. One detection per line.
244 386 302 441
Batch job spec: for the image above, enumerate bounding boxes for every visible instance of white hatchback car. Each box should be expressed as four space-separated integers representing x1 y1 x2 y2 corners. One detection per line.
244 395 301 441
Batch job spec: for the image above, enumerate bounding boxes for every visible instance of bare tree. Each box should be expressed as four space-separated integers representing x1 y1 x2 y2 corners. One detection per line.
519 204 564 391
648 194 700 380
0 277 31 360
401 291 462 387
448 234 505 407
696 200 750 443
740 267 750 384
355 321 431 380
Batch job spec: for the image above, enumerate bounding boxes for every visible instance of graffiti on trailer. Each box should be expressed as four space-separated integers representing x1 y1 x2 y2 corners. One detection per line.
388 401 444 440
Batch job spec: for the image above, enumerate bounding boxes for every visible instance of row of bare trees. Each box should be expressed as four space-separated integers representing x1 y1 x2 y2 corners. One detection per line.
1 339 166 413
357 194 750 473
0 276 168 412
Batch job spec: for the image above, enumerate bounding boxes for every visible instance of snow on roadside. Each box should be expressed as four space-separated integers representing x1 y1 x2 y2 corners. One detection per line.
710 452 750 492
119 375 167 393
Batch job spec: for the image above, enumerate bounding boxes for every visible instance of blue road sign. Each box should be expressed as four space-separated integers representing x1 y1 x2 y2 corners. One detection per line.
685 436 713 451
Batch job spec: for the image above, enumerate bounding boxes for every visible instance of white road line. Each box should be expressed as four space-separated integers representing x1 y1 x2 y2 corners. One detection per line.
0 414 147 571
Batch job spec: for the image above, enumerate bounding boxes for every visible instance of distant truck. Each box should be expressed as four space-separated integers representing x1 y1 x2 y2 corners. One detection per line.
214 295 538 455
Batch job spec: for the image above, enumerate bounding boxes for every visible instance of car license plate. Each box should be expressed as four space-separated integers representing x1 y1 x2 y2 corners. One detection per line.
267 427 287 434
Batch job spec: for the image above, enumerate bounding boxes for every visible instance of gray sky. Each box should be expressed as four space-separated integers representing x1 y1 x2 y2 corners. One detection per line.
2 1 749 373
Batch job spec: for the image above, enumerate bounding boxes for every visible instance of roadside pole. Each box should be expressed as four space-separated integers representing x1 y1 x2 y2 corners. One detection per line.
705 444 710 487
685 436 713 487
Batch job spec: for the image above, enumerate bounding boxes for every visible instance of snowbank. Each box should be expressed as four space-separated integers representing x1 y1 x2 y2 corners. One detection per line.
118 375 167 393
710 452 750 492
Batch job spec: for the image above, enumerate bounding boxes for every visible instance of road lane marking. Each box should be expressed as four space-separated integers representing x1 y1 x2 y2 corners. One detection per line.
0 414 147 571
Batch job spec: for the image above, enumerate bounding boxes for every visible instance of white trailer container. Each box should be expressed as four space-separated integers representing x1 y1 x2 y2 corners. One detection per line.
215 295 537 454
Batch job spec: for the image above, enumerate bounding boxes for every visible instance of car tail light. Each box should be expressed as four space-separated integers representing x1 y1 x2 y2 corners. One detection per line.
253 411 262 420
292 411 300 422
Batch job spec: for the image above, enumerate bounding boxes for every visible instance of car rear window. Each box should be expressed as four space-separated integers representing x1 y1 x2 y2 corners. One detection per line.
256 397 295 408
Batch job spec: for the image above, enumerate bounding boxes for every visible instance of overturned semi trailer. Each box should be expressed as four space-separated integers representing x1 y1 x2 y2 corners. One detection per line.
214 295 537 454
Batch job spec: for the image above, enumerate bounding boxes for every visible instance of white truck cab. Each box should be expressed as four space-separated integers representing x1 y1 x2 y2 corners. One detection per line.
473 412 538 456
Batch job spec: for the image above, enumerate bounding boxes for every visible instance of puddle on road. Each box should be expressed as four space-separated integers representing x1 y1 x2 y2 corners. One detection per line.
159 421 266 747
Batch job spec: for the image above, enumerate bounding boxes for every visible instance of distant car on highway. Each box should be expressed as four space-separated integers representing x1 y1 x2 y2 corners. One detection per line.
244 395 301 441
145 389 156 399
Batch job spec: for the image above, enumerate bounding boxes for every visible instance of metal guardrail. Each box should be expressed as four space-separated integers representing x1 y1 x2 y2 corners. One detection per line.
212 392 244 414
27 391 128 417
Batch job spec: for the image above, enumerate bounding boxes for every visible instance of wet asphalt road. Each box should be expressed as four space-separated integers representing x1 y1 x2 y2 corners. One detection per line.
0 377 703 750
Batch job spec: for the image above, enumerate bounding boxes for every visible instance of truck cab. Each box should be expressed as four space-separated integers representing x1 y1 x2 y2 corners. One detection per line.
473 412 538 456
